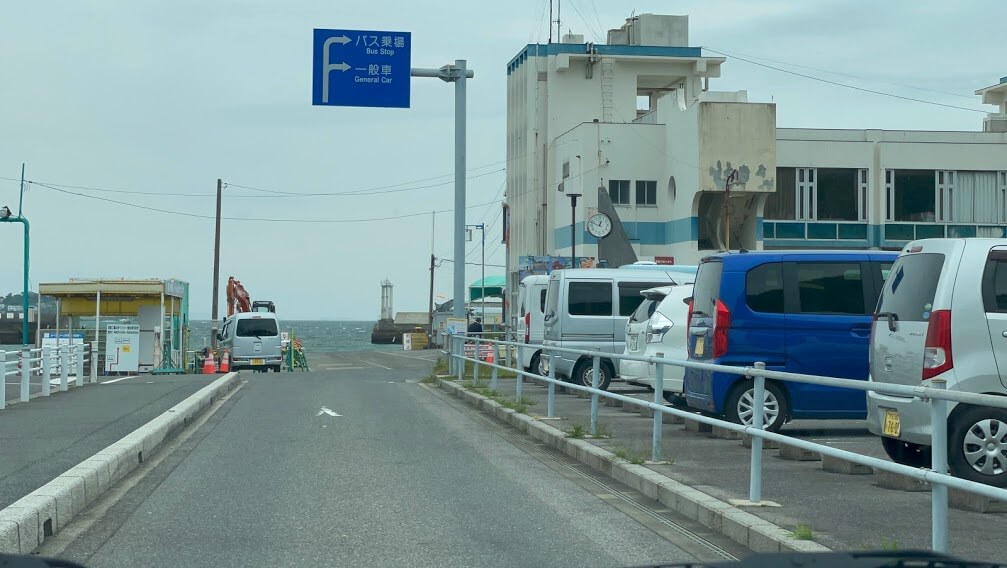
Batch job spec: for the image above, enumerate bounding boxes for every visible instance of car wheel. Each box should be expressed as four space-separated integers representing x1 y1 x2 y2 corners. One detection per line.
529 352 542 376
949 406 1007 488
881 437 932 468
573 359 612 391
724 381 788 432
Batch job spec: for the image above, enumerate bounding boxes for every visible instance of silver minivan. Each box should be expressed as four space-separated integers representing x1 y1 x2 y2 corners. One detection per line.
219 312 283 372
542 268 695 390
868 238 1007 486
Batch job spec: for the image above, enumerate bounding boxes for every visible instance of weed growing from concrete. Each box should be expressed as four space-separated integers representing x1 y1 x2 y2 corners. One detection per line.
879 537 899 551
612 445 647 465
791 525 814 540
568 424 586 439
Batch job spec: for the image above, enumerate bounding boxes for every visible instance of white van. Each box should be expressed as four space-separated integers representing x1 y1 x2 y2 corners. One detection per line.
517 275 550 374
542 268 696 390
219 312 283 372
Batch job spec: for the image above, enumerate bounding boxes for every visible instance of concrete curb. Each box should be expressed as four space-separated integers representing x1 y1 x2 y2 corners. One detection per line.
0 372 240 554
439 379 830 553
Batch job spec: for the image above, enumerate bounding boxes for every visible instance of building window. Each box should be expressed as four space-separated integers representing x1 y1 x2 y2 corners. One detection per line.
887 170 935 222
797 167 814 220
562 161 570 179
609 180 630 205
635 180 657 206
816 168 860 221
765 167 796 220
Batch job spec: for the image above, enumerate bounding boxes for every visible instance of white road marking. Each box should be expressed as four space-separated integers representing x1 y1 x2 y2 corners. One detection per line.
373 351 440 361
362 359 392 370
317 406 342 417
318 366 365 370
101 375 140 384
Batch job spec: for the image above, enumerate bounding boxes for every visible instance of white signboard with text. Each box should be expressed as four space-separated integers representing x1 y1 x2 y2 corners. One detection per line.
105 324 140 373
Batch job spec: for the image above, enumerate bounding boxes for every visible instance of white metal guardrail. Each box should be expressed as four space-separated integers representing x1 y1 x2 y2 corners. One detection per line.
443 334 1007 554
1 343 98 410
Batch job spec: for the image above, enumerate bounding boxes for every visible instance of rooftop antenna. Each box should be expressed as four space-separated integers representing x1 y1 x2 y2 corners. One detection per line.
549 0 561 43
548 0 552 43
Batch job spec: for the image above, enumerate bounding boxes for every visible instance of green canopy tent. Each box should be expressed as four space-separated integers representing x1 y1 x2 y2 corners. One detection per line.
469 276 506 301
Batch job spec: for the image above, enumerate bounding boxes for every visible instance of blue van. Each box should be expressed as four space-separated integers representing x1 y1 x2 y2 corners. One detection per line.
683 250 898 431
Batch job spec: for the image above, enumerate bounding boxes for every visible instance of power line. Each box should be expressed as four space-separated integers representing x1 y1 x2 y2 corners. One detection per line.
31 181 503 224
567 0 603 42
705 46 976 100
702 47 987 114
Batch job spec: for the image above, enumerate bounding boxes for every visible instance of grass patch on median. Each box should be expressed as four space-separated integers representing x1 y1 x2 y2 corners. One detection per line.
791 524 814 540
567 423 586 439
611 445 647 465
468 386 534 414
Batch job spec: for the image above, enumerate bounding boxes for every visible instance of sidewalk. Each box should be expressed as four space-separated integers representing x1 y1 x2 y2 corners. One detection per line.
0 375 218 509
436 374 1007 561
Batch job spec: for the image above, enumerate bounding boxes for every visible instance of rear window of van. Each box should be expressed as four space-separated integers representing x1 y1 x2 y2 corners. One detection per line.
236 318 279 337
692 261 723 317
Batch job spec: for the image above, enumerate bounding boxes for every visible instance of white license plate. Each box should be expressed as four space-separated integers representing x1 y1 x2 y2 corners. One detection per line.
251 358 265 366
628 335 639 351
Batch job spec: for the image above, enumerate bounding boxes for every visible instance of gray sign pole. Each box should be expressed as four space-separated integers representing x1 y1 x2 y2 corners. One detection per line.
411 61 473 318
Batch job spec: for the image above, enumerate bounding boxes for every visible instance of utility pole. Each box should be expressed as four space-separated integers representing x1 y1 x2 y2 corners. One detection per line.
722 169 739 251
211 178 222 348
428 211 436 339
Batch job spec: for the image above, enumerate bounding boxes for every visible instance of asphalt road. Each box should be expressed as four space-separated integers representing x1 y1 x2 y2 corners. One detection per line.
0 374 214 509
43 351 701 568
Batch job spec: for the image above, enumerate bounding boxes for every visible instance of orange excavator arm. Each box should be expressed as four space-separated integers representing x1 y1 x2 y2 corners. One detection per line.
226 276 251 315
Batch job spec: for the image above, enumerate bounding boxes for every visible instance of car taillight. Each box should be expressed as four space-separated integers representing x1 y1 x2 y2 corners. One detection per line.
524 312 531 344
686 300 694 329
713 299 731 358
922 309 952 380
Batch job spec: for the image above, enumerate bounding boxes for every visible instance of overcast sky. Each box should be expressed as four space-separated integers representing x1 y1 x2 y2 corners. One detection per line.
0 1 1000 320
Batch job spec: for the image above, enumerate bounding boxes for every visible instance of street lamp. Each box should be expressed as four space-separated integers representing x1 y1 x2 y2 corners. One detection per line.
465 223 486 325
565 193 581 269
0 209 30 345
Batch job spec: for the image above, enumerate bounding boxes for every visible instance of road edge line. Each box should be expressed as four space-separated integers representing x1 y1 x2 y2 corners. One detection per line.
433 378 830 554
0 372 240 554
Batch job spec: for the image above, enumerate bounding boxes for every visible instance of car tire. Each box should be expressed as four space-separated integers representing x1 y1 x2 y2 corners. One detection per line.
881 437 932 468
272 365 282 373
724 380 788 432
949 406 1007 488
662 392 689 407
573 359 612 391
529 352 542 376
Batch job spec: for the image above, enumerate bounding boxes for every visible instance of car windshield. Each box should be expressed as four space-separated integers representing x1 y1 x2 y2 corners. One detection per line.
691 261 723 318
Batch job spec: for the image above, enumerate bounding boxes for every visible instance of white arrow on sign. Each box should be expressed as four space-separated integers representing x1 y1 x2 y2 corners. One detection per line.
332 34 351 45
329 62 351 72
317 406 342 417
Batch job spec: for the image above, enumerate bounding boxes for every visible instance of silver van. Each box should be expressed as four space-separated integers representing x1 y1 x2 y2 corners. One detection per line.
219 312 283 372
542 268 696 390
868 238 1007 486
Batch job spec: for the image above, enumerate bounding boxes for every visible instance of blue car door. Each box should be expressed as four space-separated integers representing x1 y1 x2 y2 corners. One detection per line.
782 260 874 418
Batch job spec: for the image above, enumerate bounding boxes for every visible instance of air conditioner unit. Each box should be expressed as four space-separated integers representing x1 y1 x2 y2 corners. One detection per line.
984 114 1007 133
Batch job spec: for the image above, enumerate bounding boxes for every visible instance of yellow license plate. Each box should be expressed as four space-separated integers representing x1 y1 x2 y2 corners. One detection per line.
883 409 901 437
694 336 705 357
251 358 265 366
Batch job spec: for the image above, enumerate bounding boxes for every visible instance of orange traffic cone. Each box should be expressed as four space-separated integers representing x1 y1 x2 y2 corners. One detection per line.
219 350 230 373
486 346 495 364
202 352 216 374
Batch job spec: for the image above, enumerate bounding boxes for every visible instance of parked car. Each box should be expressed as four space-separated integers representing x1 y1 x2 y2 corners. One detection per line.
620 285 675 385
542 268 696 390
684 250 897 431
867 238 1007 487
622 283 694 404
218 311 283 372
516 274 550 375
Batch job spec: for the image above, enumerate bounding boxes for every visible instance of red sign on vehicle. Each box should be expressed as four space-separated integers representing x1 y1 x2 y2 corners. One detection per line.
654 256 675 265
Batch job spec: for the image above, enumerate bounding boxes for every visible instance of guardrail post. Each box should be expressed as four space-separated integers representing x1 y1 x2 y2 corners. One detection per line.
546 352 556 419
589 351 601 436
472 338 481 386
446 335 455 376
652 353 665 462
76 344 85 387
749 362 766 503
0 350 6 410
456 338 465 382
930 378 949 553
41 346 51 397
60 346 69 391
20 348 31 402
90 343 98 383
490 341 499 392
515 344 523 401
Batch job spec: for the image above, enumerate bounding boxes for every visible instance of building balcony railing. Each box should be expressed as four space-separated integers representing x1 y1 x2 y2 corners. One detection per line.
763 220 1007 246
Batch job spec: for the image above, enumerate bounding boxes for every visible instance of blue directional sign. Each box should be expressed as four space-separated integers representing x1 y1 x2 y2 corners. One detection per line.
312 28 411 108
